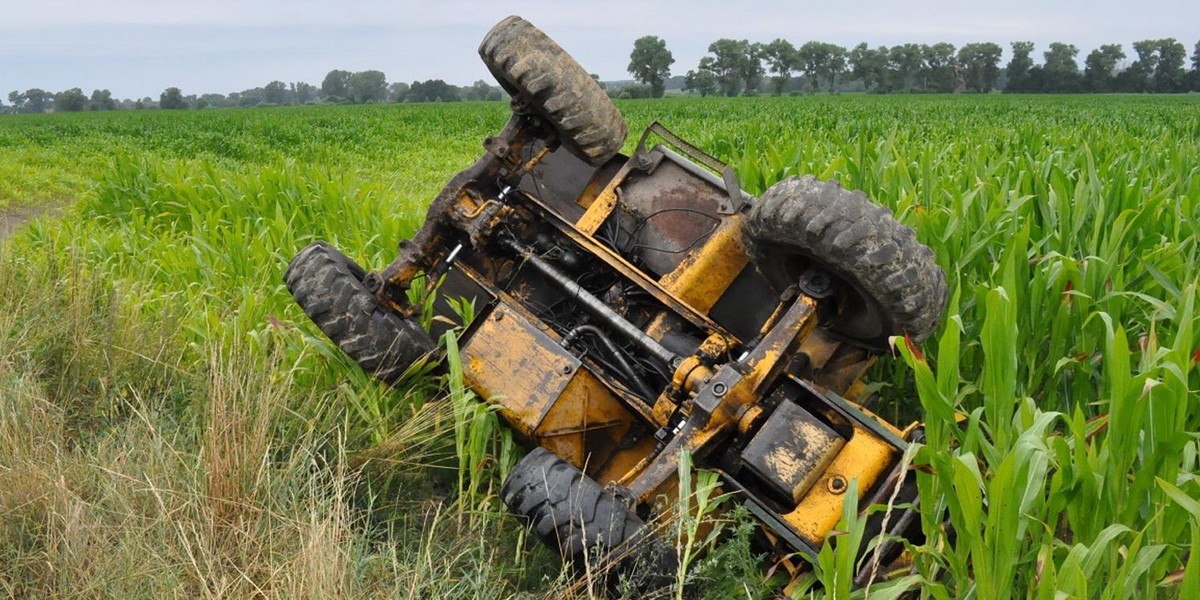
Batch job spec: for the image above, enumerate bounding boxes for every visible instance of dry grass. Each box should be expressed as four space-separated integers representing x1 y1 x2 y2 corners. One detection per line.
0 288 359 598
0 239 585 600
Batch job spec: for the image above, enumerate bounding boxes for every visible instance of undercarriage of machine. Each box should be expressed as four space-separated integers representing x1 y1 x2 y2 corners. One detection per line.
285 15 948 595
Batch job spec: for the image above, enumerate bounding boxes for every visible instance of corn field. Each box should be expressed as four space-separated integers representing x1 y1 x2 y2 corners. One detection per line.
1 94 1198 598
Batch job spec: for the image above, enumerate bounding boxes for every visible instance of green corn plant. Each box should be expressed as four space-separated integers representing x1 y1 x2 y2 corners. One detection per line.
672 450 730 598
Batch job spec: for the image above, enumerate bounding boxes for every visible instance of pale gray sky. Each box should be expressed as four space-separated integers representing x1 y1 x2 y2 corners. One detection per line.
1 0 1197 99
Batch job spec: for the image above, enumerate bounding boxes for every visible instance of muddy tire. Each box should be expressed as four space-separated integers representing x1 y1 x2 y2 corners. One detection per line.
479 15 627 166
285 241 435 384
744 176 947 349
501 448 676 594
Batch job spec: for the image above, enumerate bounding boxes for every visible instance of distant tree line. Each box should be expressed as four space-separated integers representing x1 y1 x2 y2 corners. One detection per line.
621 36 1200 96
4 38 1199 114
1006 39 1197 93
5 88 117 113
2 69 505 114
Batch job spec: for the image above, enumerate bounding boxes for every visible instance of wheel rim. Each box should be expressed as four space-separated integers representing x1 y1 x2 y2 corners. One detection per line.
761 247 891 346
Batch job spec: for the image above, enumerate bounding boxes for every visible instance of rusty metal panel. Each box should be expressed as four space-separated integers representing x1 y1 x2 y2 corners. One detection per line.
519 191 733 337
537 369 634 471
518 144 605 223
460 302 640 474
617 155 729 276
461 304 579 439
741 401 846 503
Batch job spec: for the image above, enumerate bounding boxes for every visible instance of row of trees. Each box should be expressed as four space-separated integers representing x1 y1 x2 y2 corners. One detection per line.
6 88 118 113
313 70 504 104
624 35 1200 96
670 39 1009 96
6 38 1199 113
1007 39 1197 93
2 70 506 114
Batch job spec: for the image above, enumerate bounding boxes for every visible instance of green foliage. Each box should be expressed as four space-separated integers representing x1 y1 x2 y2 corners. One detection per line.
6 88 51 113
683 67 718 97
406 79 463 103
691 506 778 598
159 86 186 110
613 83 653 100
348 70 389 104
320 69 352 102
956 42 1004 92
1006 41 1036 92
1083 44 1126 92
628 35 675 98
887 43 927 93
763 38 799 95
848 43 889 93
797 41 848 94
671 452 729 597
53 87 87 112
699 39 763 96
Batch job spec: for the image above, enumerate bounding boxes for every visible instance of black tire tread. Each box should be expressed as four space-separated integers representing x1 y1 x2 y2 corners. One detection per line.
744 176 947 346
501 448 642 561
479 16 627 166
501 449 677 595
284 242 435 383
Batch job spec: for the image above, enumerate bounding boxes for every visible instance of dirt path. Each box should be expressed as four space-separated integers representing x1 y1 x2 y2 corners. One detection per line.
0 204 60 241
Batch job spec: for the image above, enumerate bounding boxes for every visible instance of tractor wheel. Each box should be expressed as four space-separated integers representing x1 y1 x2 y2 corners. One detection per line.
285 241 435 384
501 448 676 595
479 16 628 166
743 176 947 349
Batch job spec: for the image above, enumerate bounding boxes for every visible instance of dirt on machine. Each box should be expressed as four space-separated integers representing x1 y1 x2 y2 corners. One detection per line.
285 15 948 595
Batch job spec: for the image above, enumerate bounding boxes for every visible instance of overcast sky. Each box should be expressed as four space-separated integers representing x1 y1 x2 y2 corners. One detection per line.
2 0 1197 100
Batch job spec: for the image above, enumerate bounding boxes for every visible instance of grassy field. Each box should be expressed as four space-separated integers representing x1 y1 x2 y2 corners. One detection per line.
1 94 1199 599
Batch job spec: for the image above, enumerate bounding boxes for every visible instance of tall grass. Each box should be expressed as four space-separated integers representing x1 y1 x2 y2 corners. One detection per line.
0 231 554 599
1 94 1197 598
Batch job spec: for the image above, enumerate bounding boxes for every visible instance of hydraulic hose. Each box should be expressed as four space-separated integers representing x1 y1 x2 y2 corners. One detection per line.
561 325 659 402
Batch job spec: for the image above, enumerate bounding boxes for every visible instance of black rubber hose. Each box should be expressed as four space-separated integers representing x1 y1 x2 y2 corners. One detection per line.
562 325 659 402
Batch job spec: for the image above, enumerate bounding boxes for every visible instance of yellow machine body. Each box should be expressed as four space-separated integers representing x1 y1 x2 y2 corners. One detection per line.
401 127 916 559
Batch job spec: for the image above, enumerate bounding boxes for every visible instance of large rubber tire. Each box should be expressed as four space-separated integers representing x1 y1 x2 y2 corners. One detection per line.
285 241 435 384
479 16 628 166
501 448 676 594
744 176 947 349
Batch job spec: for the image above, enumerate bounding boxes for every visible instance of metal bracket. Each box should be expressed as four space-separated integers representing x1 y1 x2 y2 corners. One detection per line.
635 121 747 215
483 135 523 180
797 269 835 299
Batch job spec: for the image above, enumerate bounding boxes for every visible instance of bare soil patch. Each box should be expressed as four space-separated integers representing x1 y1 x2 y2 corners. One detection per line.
0 204 61 241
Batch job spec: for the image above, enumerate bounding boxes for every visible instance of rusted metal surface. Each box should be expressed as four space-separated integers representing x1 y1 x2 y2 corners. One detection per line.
500 236 679 367
519 188 735 338
535 369 633 470
740 401 846 503
462 304 580 440
575 159 637 235
657 214 749 314
625 294 820 501
518 143 601 222
461 302 638 472
616 153 729 276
